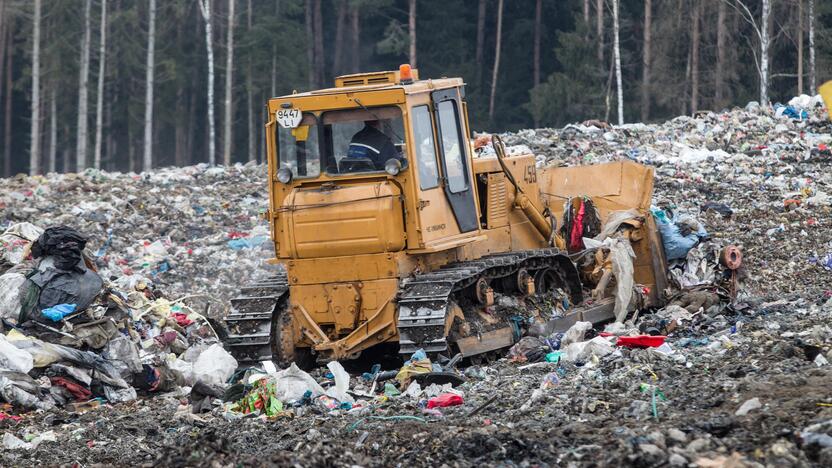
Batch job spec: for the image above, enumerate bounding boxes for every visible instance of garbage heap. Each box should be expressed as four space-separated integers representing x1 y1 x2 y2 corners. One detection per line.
0 223 238 414
0 164 276 315
499 94 832 299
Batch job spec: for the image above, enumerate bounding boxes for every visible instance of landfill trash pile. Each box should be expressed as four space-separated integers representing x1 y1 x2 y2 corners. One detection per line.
498 94 832 299
2 99 832 466
0 222 241 417
0 164 278 316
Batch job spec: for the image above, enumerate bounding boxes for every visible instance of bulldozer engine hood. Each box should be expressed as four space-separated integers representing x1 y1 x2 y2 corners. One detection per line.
278 181 406 258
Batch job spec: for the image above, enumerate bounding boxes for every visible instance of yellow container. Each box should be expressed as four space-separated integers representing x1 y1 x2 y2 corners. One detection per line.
820 81 832 117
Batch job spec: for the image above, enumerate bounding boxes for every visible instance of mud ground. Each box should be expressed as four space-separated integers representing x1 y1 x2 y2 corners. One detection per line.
3 295 831 467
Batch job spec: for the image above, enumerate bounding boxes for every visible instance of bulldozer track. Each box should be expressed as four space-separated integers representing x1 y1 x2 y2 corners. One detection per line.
396 248 583 356
224 249 582 365
223 272 289 364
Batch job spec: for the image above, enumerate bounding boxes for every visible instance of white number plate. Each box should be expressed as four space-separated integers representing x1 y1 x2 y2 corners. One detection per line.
276 108 302 128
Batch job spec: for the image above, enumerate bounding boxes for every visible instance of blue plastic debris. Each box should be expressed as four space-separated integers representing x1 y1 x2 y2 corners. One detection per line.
42 303 77 322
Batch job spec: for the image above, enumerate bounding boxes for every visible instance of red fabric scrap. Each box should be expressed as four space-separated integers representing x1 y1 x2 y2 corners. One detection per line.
154 330 178 346
50 377 92 401
170 312 193 327
569 199 586 251
0 412 22 422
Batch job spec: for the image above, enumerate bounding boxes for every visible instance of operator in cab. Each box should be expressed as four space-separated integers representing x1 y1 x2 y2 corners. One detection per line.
346 120 397 170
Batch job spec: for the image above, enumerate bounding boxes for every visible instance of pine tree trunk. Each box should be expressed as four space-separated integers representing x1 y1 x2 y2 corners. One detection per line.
596 0 603 65
583 0 590 25
223 0 235 166
29 0 42 175
798 0 803 95
247 0 255 162
305 1 314 87
313 0 323 86
187 88 197 165
641 0 651 121
0 3 6 108
350 5 360 73
143 0 156 171
690 0 701 114
271 44 277 95
408 0 417 67
612 0 623 125
199 0 216 165
75 0 91 171
175 87 186 166
5 25 13 177
715 0 726 107
532 0 541 127
333 1 346 76
488 0 503 122
808 0 815 92
475 0 486 85
760 0 770 104
533 0 541 89
93 0 107 169
49 86 56 173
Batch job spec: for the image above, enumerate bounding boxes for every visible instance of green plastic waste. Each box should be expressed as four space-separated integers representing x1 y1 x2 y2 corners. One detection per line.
383 382 401 397
545 351 564 363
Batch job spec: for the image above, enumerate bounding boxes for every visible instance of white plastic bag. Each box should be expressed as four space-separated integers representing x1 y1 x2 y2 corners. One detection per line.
563 336 614 363
0 334 33 373
272 363 325 402
606 238 636 322
560 321 592 348
0 273 26 322
167 356 196 386
325 361 354 403
192 344 237 386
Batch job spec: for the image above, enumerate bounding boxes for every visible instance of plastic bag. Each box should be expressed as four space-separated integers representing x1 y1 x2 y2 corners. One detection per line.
102 335 143 378
562 336 614 363
41 303 77 321
606 238 636 322
272 363 326 402
0 334 33 373
560 321 592 348
651 208 707 260
10 337 129 388
0 372 54 410
0 273 26 322
0 223 43 268
192 343 237 386
325 361 354 403
102 384 137 403
426 393 463 409
167 356 196 386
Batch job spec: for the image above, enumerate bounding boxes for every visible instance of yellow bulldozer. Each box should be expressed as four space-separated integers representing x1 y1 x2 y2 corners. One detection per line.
224 65 669 367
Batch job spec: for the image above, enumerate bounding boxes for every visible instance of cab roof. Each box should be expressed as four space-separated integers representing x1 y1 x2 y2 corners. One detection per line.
273 69 464 99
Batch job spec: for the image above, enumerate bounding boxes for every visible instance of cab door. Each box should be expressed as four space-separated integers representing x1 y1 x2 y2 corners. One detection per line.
431 89 479 233
407 100 461 246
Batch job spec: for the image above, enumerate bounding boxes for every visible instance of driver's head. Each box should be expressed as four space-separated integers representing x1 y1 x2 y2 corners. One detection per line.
366 120 382 130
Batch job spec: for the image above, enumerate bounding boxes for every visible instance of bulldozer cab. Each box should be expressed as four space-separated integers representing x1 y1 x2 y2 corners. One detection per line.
265 66 481 259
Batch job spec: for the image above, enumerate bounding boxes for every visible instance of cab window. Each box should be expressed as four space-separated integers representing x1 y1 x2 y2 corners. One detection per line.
277 113 320 178
411 106 439 190
436 100 468 193
321 107 406 175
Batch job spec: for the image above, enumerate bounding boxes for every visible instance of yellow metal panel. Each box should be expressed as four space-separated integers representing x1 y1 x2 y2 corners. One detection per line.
286 253 401 285
537 160 666 306
289 278 399 347
486 173 509 228
283 182 406 258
